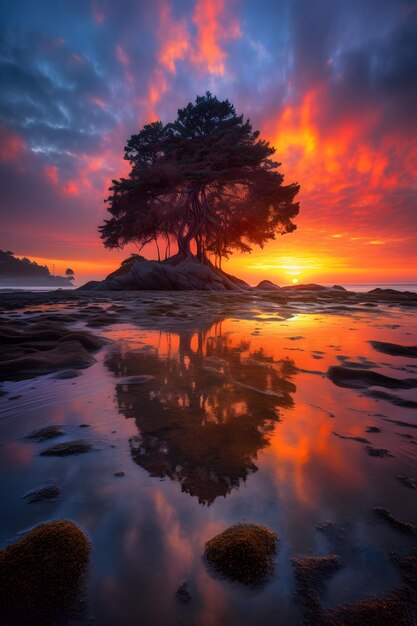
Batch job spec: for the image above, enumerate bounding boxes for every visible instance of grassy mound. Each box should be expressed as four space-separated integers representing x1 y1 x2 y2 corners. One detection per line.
204 523 278 585
0 519 90 624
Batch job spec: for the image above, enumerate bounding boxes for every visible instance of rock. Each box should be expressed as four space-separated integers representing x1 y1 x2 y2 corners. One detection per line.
40 439 92 456
292 554 342 589
366 390 417 409
282 283 328 291
176 580 191 603
0 520 90 624
53 369 82 379
332 432 370 444
204 523 278 585
91 256 251 292
397 475 417 489
77 280 101 290
26 425 64 442
374 507 417 535
364 446 393 458
23 484 61 503
1 341 96 380
382 418 417 429
254 280 281 291
369 341 417 358
327 366 417 390
58 332 105 351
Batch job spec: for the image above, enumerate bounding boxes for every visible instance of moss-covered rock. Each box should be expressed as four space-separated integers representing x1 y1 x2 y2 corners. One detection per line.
204 523 278 585
0 519 90 624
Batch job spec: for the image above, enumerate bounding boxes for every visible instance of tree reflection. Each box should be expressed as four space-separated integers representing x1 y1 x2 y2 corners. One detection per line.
105 323 297 505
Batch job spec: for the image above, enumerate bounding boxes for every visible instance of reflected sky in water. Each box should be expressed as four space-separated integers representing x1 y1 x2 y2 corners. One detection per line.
0 301 416 625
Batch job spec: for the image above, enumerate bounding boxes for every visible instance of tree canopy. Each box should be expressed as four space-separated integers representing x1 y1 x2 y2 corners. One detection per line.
99 93 300 266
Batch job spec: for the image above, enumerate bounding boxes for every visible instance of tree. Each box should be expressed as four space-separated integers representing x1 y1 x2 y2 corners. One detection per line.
99 93 300 268
65 268 75 280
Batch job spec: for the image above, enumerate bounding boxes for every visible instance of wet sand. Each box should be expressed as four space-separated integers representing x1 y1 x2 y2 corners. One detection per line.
0 288 416 624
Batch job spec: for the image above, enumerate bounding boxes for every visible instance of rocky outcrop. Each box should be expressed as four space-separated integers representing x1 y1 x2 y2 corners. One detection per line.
89 256 251 291
254 280 281 291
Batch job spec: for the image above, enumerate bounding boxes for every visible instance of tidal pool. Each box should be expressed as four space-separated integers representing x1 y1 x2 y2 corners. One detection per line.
0 293 416 625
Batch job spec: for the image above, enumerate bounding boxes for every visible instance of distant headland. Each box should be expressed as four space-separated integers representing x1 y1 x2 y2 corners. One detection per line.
0 249 74 287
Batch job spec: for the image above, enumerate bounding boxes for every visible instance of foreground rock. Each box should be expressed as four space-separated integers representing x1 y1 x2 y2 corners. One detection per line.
292 554 342 617
23 483 61 503
374 507 417 535
40 439 92 456
324 553 417 626
204 523 278 585
369 341 417 358
0 520 90 625
327 366 417 390
0 318 105 381
26 424 64 442
293 551 417 625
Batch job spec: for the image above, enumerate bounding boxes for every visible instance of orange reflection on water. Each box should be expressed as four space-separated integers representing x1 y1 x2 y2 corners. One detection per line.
101 309 415 514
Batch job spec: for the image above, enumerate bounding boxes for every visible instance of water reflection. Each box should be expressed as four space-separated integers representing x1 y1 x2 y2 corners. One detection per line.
105 324 297 504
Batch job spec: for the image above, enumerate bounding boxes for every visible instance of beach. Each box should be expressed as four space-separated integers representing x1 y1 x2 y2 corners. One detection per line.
0 287 416 624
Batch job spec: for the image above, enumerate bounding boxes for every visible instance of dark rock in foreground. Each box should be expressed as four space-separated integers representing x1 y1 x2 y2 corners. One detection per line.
327 366 417 390
293 554 342 595
0 520 90 625
364 446 393 458
0 319 105 381
397 475 417 489
26 424 64 442
332 431 370 444
23 483 61 503
1 341 96 380
204 523 278 585
369 341 417 358
40 439 92 456
374 507 417 535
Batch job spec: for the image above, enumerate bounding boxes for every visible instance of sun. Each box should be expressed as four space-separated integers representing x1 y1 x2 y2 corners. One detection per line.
291 278 299 284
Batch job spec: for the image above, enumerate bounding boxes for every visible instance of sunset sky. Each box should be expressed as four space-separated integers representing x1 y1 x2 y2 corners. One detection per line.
1 0 416 285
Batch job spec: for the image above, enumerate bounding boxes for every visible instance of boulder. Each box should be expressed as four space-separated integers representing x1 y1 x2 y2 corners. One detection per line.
0 520 90 624
204 523 278 585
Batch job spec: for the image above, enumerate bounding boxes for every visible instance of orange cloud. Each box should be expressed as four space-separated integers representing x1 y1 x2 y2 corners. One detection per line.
158 1 190 74
192 0 241 75
143 0 241 120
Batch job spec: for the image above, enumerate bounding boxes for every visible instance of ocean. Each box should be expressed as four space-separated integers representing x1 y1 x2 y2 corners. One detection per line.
1 283 416 293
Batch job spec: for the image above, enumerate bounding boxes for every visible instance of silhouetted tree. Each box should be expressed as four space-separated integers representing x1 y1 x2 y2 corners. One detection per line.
65 268 75 280
99 93 300 267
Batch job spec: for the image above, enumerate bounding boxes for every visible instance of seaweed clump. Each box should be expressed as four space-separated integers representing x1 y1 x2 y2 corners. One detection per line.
204 523 278 585
0 519 90 625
